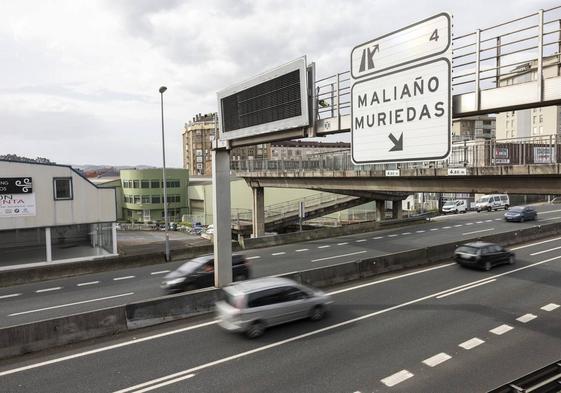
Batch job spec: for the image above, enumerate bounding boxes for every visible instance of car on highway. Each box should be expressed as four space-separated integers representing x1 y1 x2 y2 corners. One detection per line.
475 194 510 212
442 199 468 214
161 255 251 293
215 277 332 338
504 206 538 222
454 242 515 271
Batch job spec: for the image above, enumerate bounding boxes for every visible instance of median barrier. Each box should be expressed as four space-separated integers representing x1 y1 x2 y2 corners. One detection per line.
298 261 361 288
0 306 127 359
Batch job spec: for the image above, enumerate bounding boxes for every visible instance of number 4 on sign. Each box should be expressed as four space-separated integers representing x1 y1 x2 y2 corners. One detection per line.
430 29 439 42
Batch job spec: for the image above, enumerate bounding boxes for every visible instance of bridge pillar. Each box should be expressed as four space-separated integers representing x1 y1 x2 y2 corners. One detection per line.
252 186 265 237
375 200 385 222
392 201 403 220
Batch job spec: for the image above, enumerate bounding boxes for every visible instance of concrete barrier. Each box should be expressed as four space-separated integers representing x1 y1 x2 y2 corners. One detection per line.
0 306 127 359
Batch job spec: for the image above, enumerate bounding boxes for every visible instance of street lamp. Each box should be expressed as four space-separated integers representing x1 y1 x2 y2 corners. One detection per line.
159 86 170 262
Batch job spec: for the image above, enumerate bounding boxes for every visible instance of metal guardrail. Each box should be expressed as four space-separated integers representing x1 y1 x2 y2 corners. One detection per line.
488 360 561 393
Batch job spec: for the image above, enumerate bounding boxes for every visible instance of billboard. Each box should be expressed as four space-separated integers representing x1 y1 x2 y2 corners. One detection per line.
217 57 309 142
0 177 36 218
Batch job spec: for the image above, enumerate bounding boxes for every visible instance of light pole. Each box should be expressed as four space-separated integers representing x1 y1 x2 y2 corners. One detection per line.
159 86 170 262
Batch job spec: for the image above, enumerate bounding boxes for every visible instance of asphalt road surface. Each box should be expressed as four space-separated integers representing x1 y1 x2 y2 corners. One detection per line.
1 228 561 392
1 204 560 328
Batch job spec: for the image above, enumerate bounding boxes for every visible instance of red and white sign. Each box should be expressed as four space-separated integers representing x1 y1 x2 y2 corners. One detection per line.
0 193 36 217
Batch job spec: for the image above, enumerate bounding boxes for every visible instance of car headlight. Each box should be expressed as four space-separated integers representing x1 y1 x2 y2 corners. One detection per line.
165 277 186 285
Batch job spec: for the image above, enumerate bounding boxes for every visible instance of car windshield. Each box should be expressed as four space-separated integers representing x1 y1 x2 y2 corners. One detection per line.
443 201 456 207
479 197 489 203
456 246 479 255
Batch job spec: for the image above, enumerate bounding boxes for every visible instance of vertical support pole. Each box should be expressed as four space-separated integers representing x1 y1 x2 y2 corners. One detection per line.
475 29 481 111
45 227 52 262
537 9 544 102
330 82 335 118
336 73 341 130
392 200 403 220
495 36 501 86
375 200 385 222
251 186 265 238
212 148 232 288
550 134 554 164
112 223 118 255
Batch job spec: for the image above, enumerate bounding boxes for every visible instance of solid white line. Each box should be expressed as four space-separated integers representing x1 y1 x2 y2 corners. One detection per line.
462 228 494 236
245 256 261 260
541 303 560 312
295 249 309 252
540 209 561 214
511 237 561 250
129 373 196 393
311 251 367 262
381 370 414 387
355 239 366 242
530 245 561 256
388 234 398 237
272 252 286 256
0 293 21 299
113 276 135 281
8 292 135 317
372 236 383 240
337 242 349 245
36 287 62 293
436 279 496 299
542 216 561 221
416 230 425 233
490 324 513 335
150 270 170 275
318 245 331 248
422 353 451 367
459 338 484 350
516 314 537 323
77 281 100 286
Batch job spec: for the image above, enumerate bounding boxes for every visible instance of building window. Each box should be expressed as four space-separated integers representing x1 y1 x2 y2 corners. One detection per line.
141 180 150 188
150 180 160 188
539 115 543 123
133 180 140 188
134 195 141 204
151 195 161 204
142 195 150 203
166 180 180 188
53 178 73 200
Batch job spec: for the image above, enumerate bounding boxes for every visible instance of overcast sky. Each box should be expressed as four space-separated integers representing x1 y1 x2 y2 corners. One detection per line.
1 0 557 167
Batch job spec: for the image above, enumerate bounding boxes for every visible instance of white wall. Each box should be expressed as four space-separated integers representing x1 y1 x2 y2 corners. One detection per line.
0 162 116 230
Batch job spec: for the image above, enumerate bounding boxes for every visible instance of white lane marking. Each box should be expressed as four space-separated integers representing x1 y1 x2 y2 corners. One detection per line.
517 314 537 323
295 249 309 252
381 370 414 387
7 250 561 380
453 224 463 227
465 222 474 226
36 287 62 293
245 256 261 260
476 221 484 224
530 245 561 256
150 270 170 275
318 245 331 248
541 303 560 312
77 281 100 287
337 242 349 245
462 228 494 236
442 226 452 229
311 251 367 262
511 237 561 250
272 252 286 256
388 234 398 237
459 338 484 350
416 230 425 233
540 209 561 214
490 324 513 335
355 239 366 243
130 373 196 393
0 293 21 299
494 218 502 221
401 232 411 235
372 236 383 240
8 292 134 317
422 353 451 367
113 276 135 281
436 280 496 299
485 219 493 223
430 228 438 231
542 216 561 221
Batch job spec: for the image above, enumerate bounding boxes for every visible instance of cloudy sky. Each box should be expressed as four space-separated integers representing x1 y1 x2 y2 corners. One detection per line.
0 0 557 167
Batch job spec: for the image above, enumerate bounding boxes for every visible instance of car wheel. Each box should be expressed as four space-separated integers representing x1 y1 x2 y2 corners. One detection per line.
484 261 492 271
505 205 509 210
508 255 515 265
245 321 265 338
309 305 326 321
488 207 492 212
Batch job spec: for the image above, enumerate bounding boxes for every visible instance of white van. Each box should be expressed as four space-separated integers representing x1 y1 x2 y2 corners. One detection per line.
442 200 468 214
475 194 510 212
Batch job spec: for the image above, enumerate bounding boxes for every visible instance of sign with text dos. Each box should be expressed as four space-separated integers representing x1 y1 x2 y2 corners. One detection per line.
351 13 450 78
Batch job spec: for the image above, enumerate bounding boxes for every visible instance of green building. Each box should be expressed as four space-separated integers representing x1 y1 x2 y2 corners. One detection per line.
120 168 188 223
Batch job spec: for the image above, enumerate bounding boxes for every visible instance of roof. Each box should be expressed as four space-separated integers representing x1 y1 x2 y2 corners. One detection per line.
462 242 496 248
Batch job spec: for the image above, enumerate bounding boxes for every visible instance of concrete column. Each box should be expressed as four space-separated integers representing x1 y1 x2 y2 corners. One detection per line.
112 223 118 255
45 227 52 262
392 200 403 220
375 200 385 222
212 148 232 287
252 186 265 238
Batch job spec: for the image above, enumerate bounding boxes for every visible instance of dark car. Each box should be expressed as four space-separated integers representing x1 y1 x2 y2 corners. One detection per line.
161 255 251 293
504 206 537 222
454 242 515 271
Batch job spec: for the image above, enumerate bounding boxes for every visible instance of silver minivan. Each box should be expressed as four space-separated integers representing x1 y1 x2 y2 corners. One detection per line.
215 277 332 338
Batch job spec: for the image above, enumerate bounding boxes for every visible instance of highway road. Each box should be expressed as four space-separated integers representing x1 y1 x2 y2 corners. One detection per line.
1 229 561 392
1 204 560 328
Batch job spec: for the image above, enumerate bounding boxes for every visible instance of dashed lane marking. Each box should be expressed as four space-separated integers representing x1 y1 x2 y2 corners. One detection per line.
272 252 286 256
462 228 494 236
416 230 425 233
318 245 331 248
113 276 135 281
337 242 349 245
401 232 412 235
245 256 261 260
490 324 513 335
453 224 463 227
0 293 21 299
295 249 309 252
459 338 484 350
388 234 398 237
442 226 452 229
77 281 100 286
36 287 62 293
430 228 438 231
495 218 502 221
485 219 493 223
516 314 537 323
372 237 383 240
465 222 474 225
422 353 451 367
476 221 484 224
381 370 414 387
150 270 170 275
355 239 366 243
541 303 560 312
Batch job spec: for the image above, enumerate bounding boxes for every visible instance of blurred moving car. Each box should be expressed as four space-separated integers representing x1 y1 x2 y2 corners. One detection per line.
161 255 250 292
454 242 515 271
442 199 468 214
504 206 537 222
215 277 332 338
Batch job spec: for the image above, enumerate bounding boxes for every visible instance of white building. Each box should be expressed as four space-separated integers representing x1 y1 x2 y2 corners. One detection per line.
0 160 118 266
